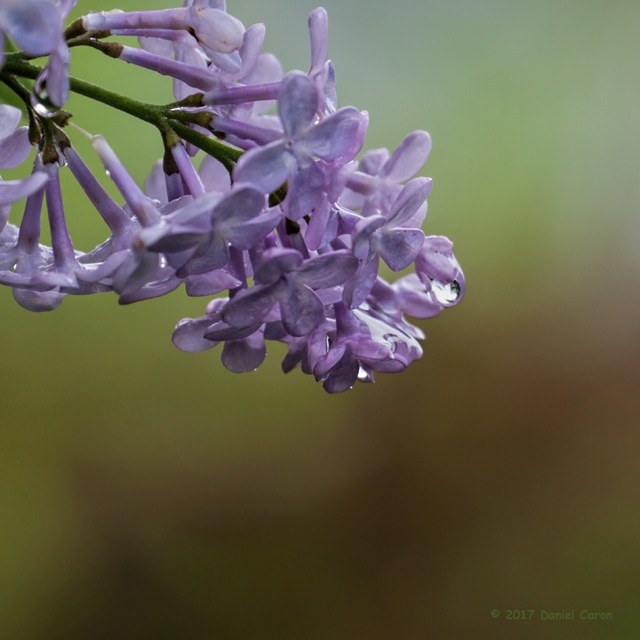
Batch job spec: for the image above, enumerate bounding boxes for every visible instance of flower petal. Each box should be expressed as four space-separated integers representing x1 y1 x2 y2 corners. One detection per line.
381 130 431 182
300 107 367 161
221 331 266 373
0 0 62 57
254 248 302 285
184 269 242 296
233 140 290 193
177 231 229 276
213 184 265 225
343 256 379 309
386 177 433 227
378 228 425 271
0 105 21 138
279 283 325 336
223 283 281 327
278 71 318 138
172 316 219 352
296 252 359 289
0 172 48 206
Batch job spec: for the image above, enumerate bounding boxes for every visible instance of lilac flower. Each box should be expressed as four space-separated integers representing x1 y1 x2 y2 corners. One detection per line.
223 248 359 336
234 71 367 219
140 183 280 278
82 5 245 56
172 297 267 373
118 23 267 98
343 178 431 308
0 3 464 392
342 130 432 216
311 303 424 393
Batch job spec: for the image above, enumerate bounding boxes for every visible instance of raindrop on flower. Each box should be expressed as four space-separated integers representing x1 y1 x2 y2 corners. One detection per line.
431 279 461 305
32 88 60 118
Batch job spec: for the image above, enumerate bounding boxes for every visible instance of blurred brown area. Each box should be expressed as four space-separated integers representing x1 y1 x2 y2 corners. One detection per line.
2 0 640 638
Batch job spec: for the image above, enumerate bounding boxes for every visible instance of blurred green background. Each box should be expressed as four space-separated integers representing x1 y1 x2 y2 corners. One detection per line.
2 0 639 637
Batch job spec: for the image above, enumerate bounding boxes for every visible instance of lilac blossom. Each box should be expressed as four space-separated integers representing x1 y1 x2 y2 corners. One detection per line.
234 71 367 219
342 130 432 216
82 5 245 56
343 178 431 308
173 298 267 373
0 2 464 392
223 248 359 337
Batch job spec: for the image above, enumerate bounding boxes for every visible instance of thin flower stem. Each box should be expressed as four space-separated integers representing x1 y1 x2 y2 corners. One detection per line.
0 53 242 170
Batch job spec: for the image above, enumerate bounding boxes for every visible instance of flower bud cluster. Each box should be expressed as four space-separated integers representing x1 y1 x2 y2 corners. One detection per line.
0 1 464 392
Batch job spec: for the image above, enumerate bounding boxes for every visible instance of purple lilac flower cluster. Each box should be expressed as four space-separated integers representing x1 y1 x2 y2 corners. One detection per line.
0 0 464 392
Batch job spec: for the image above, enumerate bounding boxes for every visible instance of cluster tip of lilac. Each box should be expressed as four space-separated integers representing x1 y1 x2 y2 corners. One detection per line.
0 0 464 393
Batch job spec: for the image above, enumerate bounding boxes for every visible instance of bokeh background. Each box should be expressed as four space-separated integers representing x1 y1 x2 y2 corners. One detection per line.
2 0 639 637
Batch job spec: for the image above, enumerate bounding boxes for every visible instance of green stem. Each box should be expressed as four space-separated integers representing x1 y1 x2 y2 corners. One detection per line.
170 121 240 173
0 53 242 170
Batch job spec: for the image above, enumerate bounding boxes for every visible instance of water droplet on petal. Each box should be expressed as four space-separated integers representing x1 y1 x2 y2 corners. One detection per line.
357 366 374 382
431 279 461 305
32 88 60 118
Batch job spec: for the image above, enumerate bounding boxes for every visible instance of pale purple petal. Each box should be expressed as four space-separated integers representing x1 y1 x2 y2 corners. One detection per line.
0 105 21 138
378 228 425 271
187 7 244 54
300 107 366 161
386 177 433 226
43 43 70 107
234 22 265 79
177 232 229 276
308 7 328 75
112 251 160 296
0 172 48 206
185 269 241 296
144 160 169 204
0 0 62 57
381 131 431 182
285 159 325 220
224 210 280 249
278 71 318 139
304 198 331 251
233 140 290 192
296 252 359 289
223 283 281 327
254 249 302 285
146 229 209 253
13 287 65 312
393 274 443 318
199 155 231 192
279 283 324 336
322 349 359 393
416 249 456 283
359 148 389 176
221 331 266 372
213 185 264 225
172 316 219 351
343 256 379 309
352 216 384 260
0 128 31 169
